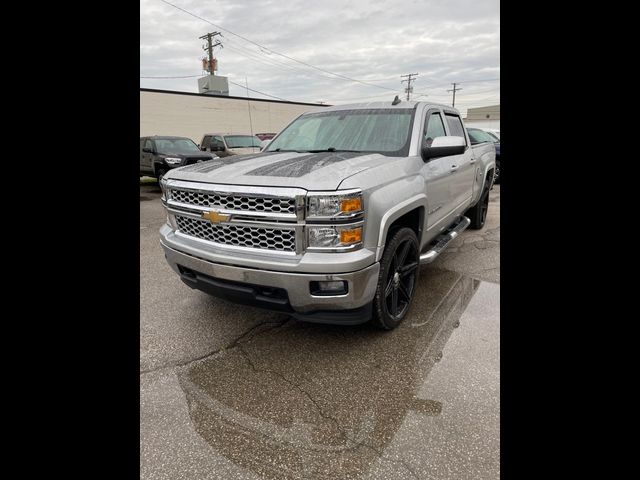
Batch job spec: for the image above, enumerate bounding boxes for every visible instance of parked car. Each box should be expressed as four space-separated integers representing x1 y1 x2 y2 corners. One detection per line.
484 128 500 140
467 127 500 184
260 139 272 150
140 136 218 182
160 100 495 330
255 133 277 141
199 133 263 157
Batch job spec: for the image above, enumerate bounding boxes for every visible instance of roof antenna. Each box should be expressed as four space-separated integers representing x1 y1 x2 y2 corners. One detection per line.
392 95 401 105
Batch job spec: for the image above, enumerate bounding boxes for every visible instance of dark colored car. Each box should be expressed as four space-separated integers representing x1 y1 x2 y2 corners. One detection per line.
467 128 500 183
140 136 218 182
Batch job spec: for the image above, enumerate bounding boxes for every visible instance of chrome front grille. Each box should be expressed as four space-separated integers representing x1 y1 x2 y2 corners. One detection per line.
175 215 296 252
170 188 296 214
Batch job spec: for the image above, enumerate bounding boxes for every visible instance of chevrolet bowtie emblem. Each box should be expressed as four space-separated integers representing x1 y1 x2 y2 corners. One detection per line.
202 210 230 224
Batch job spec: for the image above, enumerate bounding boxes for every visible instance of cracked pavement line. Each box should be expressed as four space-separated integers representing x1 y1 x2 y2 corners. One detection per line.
140 316 291 375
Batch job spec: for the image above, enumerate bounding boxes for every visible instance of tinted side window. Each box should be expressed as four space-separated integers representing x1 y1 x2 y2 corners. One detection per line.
144 139 153 150
445 114 467 144
423 112 446 146
467 129 492 144
201 136 211 148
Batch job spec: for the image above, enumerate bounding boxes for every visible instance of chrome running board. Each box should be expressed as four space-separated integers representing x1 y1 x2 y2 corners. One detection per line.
420 216 470 264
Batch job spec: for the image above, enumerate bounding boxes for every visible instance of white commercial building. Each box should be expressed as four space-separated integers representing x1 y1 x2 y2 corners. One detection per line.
140 88 326 143
463 105 500 130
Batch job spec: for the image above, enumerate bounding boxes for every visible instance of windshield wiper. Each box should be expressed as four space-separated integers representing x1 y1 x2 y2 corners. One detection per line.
302 148 362 153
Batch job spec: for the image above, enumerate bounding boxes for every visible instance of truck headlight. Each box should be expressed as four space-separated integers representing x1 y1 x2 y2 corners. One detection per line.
307 225 363 249
307 191 363 219
164 157 182 165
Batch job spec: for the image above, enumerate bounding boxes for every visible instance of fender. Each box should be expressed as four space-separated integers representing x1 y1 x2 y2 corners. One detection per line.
374 193 427 262
470 154 496 206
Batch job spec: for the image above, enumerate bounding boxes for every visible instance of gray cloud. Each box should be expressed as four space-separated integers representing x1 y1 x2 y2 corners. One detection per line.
140 0 499 115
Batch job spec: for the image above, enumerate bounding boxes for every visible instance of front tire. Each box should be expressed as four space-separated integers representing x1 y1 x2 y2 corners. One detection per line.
371 228 420 330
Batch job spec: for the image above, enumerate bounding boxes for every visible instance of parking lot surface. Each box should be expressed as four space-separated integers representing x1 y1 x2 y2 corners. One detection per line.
140 181 500 479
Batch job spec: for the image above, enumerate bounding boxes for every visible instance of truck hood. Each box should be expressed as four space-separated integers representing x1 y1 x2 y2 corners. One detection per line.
165 151 395 190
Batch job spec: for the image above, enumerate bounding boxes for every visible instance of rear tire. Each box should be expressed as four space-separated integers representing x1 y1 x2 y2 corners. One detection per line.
466 179 490 230
494 158 500 184
371 228 420 330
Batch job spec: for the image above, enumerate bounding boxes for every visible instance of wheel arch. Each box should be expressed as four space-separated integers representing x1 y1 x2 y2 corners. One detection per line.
375 195 426 262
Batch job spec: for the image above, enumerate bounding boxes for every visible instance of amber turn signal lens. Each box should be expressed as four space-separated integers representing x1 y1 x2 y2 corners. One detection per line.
340 227 362 244
340 197 363 212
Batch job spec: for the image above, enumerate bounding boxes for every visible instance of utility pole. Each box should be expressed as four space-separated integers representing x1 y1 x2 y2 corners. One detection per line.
199 32 222 75
401 73 419 101
447 83 462 107
245 77 254 138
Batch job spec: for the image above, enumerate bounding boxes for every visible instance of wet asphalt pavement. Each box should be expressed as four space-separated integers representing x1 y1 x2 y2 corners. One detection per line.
140 181 500 479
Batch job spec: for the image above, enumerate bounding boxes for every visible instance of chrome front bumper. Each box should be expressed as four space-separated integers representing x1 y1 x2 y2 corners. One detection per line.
161 242 380 314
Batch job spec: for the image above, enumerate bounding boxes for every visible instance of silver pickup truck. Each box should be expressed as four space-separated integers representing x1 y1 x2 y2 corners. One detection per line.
159 100 495 330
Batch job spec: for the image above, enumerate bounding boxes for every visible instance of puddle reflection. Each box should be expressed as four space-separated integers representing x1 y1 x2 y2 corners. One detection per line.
178 268 481 479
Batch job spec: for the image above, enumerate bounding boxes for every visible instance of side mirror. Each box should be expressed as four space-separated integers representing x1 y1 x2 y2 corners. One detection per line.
142 147 153 154
421 136 466 161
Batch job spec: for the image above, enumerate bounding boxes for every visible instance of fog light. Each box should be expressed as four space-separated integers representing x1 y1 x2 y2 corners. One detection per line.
310 280 348 296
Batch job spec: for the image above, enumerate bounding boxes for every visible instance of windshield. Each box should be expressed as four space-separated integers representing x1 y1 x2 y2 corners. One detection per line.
224 135 262 148
155 138 200 154
265 108 415 156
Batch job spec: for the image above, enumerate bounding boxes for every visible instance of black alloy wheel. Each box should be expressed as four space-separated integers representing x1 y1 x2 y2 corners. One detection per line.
372 228 420 330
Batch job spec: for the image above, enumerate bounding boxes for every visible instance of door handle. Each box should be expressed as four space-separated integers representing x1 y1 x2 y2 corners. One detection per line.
470 159 476 164
450 165 459 172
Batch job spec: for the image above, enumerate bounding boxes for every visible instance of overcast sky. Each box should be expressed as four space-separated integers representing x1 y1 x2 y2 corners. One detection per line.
140 0 499 115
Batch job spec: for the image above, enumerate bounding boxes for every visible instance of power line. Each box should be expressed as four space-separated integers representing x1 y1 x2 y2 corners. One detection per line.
426 87 499 98
328 91 403 102
140 73 291 101
158 0 398 91
140 74 204 79
227 79 289 101
221 42 311 76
